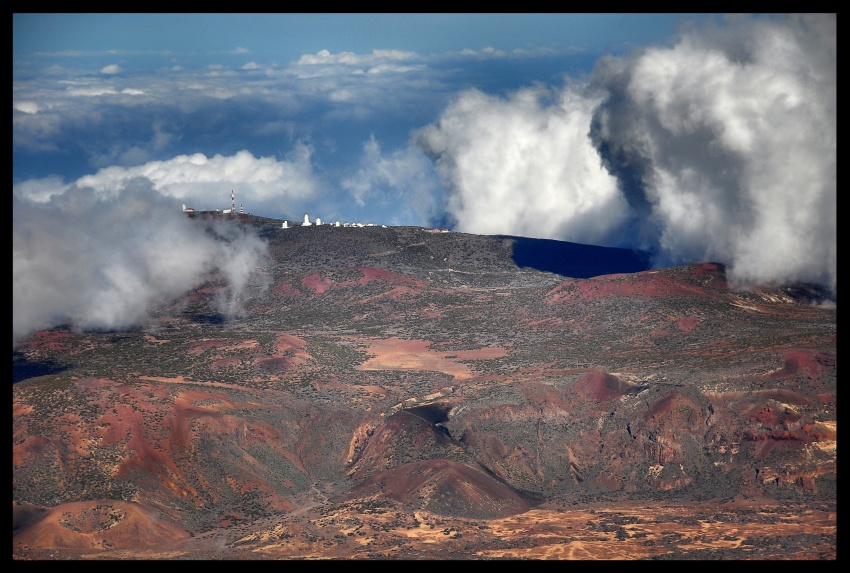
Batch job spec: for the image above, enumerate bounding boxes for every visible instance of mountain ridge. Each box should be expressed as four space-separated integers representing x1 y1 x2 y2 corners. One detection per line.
13 215 836 559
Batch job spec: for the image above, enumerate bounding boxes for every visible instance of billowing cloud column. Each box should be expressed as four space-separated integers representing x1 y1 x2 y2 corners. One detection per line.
590 14 836 293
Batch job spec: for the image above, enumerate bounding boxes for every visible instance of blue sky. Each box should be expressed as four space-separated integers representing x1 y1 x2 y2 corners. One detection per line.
13 13 836 342
13 14 682 58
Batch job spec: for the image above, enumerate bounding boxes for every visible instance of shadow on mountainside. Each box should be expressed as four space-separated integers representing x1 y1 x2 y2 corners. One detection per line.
13 351 70 384
504 235 652 278
187 312 228 325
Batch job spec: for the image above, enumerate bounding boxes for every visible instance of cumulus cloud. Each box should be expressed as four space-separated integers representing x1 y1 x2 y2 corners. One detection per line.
13 178 270 345
590 13 836 293
416 14 836 295
15 146 323 220
99 64 122 74
415 84 631 246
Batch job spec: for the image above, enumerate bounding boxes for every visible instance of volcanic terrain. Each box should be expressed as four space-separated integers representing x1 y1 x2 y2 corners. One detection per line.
13 214 836 559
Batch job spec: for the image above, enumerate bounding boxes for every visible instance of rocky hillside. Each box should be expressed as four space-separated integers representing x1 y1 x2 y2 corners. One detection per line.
13 214 836 559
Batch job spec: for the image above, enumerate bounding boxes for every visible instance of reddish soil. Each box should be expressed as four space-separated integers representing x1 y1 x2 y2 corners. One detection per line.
353 337 508 380
13 223 835 560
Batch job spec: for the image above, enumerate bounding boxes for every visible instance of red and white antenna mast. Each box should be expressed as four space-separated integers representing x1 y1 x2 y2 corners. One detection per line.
231 190 235 212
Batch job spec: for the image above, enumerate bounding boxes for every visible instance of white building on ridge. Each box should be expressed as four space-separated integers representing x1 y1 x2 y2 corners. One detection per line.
279 213 390 230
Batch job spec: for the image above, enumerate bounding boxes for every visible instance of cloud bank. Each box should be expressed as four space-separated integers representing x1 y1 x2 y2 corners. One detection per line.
13 178 269 345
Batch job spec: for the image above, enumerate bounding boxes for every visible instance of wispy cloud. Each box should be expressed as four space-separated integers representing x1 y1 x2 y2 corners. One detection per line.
342 134 442 225
295 48 419 67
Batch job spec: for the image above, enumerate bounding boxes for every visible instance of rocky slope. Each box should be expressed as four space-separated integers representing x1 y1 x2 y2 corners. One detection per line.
13 214 836 559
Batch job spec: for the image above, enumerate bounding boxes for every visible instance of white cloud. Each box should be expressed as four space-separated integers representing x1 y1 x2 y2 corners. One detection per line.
11 175 68 203
414 14 836 295
293 50 421 74
416 84 629 245
590 13 836 292
14 147 323 220
450 45 574 61
67 86 119 97
13 101 39 114
366 64 421 75
13 179 270 344
372 49 419 60
99 64 122 74
458 46 507 58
